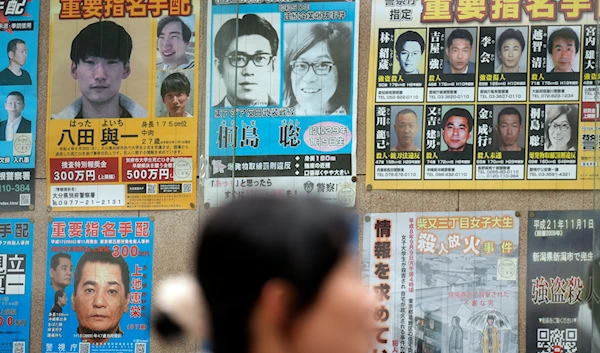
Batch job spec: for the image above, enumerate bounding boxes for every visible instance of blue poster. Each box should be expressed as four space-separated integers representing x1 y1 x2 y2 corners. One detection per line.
0 1 39 211
43 218 154 353
0 219 33 353
204 0 359 207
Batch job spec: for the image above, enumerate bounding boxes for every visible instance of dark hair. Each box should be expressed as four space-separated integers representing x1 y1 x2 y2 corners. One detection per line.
214 14 279 63
196 196 352 353
50 253 71 270
395 30 425 54
544 104 578 150
54 289 65 304
157 16 192 43
284 22 352 113
161 72 191 98
70 21 133 64
498 107 522 125
7 39 25 57
497 29 525 55
6 91 24 104
548 27 580 55
442 107 473 132
73 252 130 297
487 315 495 321
446 29 473 48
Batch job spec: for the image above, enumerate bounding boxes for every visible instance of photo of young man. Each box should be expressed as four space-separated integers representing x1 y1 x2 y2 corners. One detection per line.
0 91 30 141
444 29 476 74
212 14 279 107
159 72 192 117
156 16 195 70
395 30 425 75
52 21 147 119
494 107 524 152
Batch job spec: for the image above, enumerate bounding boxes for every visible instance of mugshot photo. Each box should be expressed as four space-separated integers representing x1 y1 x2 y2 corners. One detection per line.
544 104 578 151
546 26 581 73
0 37 33 85
495 27 528 74
49 19 150 119
393 29 426 75
440 105 474 154
283 21 352 116
0 91 35 142
492 105 526 152
211 13 281 108
389 106 422 152
156 15 196 71
443 28 477 74
155 70 194 117
70 252 130 344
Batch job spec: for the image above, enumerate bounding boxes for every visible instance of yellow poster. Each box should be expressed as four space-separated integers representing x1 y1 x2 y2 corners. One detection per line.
46 1 200 210
366 0 600 190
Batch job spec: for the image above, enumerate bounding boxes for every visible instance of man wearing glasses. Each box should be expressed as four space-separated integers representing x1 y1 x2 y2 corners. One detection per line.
213 14 278 108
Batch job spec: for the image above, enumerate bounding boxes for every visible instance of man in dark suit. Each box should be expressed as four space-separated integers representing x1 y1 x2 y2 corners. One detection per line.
444 29 476 74
0 91 30 141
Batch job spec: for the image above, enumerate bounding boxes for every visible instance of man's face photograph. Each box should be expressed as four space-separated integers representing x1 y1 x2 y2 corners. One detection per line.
5 94 24 118
446 38 472 73
394 112 419 148
398 41 422 74
497 114 522 149
163 90 190 117
70 56 131 106
158 21 188 68
218 34 274 104
50 257 72 288
10 42 27 66
72 261 130 334
551 37 576 72
443 115 471 151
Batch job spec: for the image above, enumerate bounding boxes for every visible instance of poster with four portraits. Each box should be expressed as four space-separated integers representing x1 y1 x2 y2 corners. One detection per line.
45 1 201 211
42 217 154 353
366 0 600 190
0 1 39 211
204 0 359 207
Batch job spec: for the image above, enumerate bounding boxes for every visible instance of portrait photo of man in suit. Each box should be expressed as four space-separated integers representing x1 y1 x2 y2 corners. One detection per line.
443 29 476 74
0 91 30 141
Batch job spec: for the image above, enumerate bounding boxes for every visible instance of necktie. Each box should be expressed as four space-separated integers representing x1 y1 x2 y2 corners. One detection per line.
6 119 16 141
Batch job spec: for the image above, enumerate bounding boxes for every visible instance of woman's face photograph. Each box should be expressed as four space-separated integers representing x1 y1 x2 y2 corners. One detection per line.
499 38 523 70
291 40 339 114
548 114 572 149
